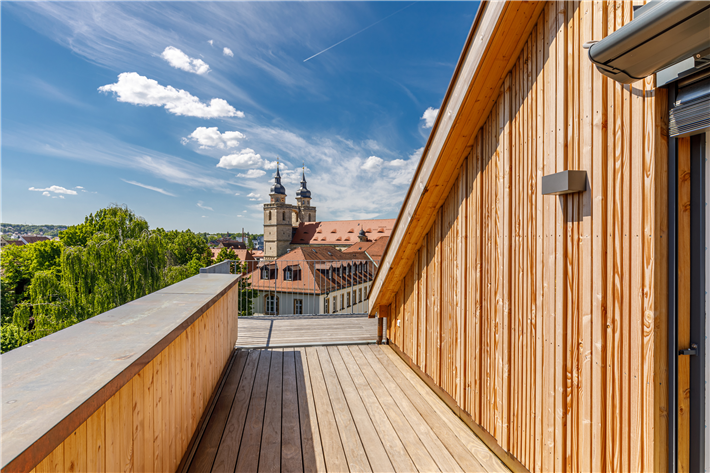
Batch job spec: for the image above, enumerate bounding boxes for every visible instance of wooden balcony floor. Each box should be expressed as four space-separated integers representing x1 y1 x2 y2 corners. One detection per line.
181 344 509 473
235 315 377 348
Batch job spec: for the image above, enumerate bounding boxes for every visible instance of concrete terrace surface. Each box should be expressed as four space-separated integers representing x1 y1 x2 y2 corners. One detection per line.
235 315 378 348
180 344 509 473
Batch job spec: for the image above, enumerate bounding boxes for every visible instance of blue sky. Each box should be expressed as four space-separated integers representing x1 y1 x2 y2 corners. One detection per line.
2 2 478 233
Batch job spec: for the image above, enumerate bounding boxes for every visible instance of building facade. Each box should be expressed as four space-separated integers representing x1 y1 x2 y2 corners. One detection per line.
262 164 394 259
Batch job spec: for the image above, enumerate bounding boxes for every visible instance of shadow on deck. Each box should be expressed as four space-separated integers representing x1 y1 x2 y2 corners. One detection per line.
180 344 509 473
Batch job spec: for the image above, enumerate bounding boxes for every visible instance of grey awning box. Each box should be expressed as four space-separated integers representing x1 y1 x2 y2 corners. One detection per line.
587 1 710 84
541 170 587 196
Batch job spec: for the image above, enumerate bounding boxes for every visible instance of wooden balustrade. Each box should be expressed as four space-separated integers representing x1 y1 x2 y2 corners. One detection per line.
2 274 240 473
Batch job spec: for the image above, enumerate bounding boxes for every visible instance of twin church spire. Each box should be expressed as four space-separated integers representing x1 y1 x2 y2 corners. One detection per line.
269 159 311 200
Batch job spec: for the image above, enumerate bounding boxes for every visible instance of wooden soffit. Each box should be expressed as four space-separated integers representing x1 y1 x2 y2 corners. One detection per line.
369 0 545 315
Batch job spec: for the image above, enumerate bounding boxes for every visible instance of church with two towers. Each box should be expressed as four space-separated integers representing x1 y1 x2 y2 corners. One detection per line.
262 164 395 260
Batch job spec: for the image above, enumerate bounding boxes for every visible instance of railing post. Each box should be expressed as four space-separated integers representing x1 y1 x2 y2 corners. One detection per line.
377 316 383 345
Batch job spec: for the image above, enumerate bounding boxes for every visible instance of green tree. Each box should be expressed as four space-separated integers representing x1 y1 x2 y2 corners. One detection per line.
215 247 237 265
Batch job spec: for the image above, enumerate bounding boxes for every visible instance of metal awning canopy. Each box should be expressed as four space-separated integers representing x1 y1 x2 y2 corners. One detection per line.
587 1 710 84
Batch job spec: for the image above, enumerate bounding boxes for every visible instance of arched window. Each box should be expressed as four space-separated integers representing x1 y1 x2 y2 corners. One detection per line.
268 211 272 221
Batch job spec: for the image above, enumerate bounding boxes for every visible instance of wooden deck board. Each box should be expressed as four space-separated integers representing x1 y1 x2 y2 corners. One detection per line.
236 315 377 347
183 345 510 473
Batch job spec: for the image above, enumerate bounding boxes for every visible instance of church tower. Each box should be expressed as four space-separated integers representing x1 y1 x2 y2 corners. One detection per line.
295 165 316 224
263 162 292 259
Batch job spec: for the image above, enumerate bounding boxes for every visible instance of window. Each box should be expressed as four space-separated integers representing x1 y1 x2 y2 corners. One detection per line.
294 299 303 315
324 298 330 314
282 211 286 221
308 213 311 222
333 296 337 312
347 292 351 307
268 211 272 221
284 267 293 281
359 288 362 302
265 295 279 315
261 266 276 280
340 294 344 310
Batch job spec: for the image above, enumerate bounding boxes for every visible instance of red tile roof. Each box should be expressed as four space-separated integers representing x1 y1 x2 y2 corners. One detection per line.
290 219 395 246
247 246 375 295
343 236 390 265
210 248 256 262
19 235 50 244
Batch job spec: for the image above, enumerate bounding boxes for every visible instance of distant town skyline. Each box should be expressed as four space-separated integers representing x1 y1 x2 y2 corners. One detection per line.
2 2 479 233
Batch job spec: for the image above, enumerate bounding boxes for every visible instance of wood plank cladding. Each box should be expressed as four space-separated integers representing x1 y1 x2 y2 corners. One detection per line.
25 284 239 473
385 2 669 472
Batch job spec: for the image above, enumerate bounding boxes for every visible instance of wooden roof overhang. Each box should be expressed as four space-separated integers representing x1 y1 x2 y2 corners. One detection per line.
368 0 545 316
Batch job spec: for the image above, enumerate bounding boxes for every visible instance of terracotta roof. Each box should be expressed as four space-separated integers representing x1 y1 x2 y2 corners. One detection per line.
211 248 256 262
247 246 374 295
290 219 395 247
343 236 390 265
19 235 50 245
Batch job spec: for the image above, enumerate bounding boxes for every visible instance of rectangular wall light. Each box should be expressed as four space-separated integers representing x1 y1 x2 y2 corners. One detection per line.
541 170 587 195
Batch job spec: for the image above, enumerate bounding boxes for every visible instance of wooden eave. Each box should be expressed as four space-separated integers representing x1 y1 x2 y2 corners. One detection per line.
369 0 545 316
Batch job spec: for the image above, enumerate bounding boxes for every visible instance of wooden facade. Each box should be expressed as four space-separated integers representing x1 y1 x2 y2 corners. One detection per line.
377 2 669 472
4 279 240 473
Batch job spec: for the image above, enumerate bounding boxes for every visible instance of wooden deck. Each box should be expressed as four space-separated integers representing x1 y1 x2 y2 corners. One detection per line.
181 344 509 473
235 315 377 348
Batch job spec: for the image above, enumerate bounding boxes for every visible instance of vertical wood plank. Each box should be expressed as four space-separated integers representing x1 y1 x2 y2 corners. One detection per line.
677 136 691 473
87 404 106 473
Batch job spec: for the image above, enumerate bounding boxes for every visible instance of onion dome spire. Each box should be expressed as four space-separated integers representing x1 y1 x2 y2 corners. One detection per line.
270 157 286 195
296 162 311 199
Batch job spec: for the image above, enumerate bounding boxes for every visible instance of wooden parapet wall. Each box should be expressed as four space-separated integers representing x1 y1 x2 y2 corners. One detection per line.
384 2 669 472
2 274 240 473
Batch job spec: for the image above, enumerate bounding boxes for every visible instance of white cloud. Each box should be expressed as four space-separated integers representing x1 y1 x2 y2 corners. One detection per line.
223 47 234 57
234 192 241 196
421 107 439 128
263 160 280 170
238 169 266 179
122 179 176 196
42 191 50 197
160 46 210 75
217 148 263 169
98 72 244 118
197 201 213 211
208 40 214 46
185 127 245 149
29 185 77 195
361 156 383 172
247 192 261 201
75 186 84 189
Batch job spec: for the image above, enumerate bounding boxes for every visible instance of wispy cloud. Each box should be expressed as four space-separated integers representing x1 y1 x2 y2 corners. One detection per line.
122 179 176 196
6 128 235 192
160 46 210 75
247 192 261 201
99 73 244 118
197 201 213 211
29 185 77 195
421 107 438 128
223 47 233 57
